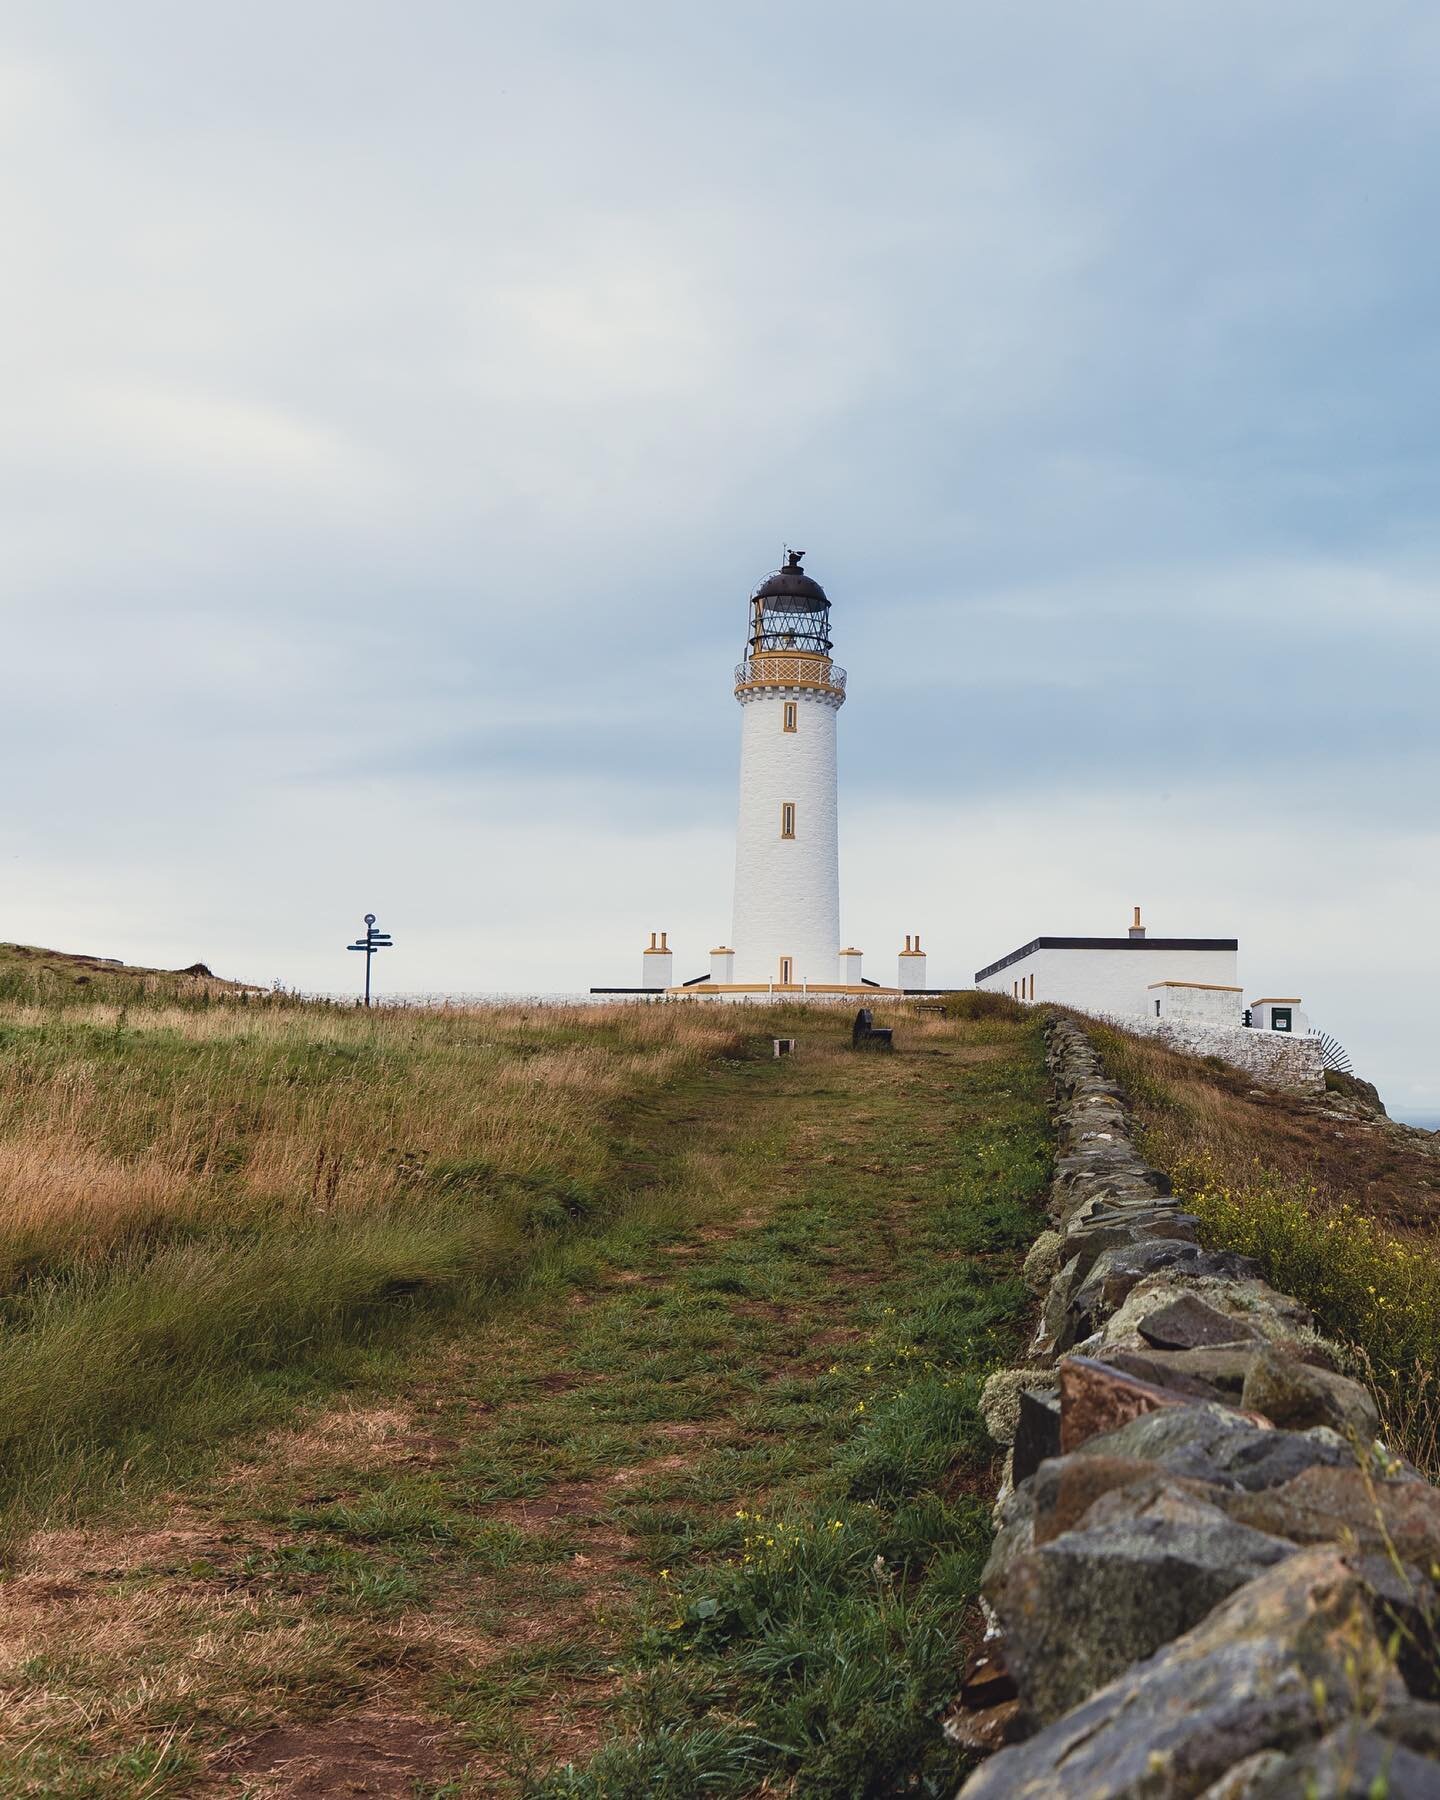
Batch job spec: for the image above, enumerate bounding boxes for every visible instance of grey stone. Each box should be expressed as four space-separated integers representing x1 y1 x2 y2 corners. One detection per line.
1013 1385 1062 1485
1029 1453 1226 1545
1068 1243 1265 1341
1241 1346 1382 1442
1072 1402 1353 1492
1241 1724 1440 1798
955 1549 1404 1799
987 1485 1296 1725
1102 1274 1316 1351
981 1481 1037 1591
1347 1552 1440 1702
1375 1697 1440 1758
1194 1753 1289 1798
1138 1293 1266 1350
1061 1214 1202 1283
1030 1253 1084 1358
1094 1346 1252 1402
1226 1465 1440 1573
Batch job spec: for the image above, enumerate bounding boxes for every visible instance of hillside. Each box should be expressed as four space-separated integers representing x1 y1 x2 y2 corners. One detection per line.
4 976 1436 1794
1093 1024 1440 1233
0 940 260 1003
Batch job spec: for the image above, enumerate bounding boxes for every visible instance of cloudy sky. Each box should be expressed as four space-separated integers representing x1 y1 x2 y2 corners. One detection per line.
3 1 1437 1114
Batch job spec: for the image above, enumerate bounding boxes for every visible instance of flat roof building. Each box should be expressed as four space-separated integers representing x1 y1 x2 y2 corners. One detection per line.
975 908 1239 1020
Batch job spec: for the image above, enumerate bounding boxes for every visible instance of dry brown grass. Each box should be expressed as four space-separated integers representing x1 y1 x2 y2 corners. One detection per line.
1090 1018 1440 1475
1091 1022 1440 1232
0 1001 738 1277
0 992 750 1535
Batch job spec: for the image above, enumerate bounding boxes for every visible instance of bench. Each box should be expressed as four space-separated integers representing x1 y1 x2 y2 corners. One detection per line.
852 1008 894 1052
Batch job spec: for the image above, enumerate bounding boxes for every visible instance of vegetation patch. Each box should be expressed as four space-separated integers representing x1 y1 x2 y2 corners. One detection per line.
1092 1020 1440 1476
0 995 1049 1796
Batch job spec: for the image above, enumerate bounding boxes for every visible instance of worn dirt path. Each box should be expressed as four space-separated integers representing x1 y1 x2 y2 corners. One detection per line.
3 1012 1048 1798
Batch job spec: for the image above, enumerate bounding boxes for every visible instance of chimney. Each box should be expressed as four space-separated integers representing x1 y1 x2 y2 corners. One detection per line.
641 931 674 990
1129 906 1146 941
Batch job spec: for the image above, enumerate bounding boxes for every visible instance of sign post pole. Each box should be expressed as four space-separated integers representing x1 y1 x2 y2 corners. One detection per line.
345 913 394 1007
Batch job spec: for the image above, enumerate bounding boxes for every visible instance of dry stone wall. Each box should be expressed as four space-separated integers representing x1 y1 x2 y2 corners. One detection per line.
1149 1016 1326 1094
947 1015 1440 1798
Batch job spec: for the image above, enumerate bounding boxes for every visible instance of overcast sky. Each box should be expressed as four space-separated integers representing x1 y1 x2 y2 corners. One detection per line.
3 1 1437 1113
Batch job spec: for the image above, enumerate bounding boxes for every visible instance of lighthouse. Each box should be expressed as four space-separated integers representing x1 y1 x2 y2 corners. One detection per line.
591 549 931 999
730 551 844 986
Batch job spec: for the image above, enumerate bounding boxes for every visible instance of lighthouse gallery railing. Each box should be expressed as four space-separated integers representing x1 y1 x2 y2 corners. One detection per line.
734 655 847 697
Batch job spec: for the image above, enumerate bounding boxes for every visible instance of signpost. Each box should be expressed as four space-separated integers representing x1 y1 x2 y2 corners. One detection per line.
346 913 393 1007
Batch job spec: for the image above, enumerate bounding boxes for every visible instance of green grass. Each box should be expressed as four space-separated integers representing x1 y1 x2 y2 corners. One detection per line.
504 1034 1050 1798
0 998 1050 1796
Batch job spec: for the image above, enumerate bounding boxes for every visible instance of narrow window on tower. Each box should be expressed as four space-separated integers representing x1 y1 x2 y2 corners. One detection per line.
780 802 796 839
779 956 794 984
783 701 797 732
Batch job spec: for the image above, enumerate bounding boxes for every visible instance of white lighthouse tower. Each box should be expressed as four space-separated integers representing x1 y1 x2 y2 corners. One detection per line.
730 552 845 987
590 549 932 1000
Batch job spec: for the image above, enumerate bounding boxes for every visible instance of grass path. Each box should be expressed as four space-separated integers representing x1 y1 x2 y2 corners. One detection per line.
2 1009 1047 1798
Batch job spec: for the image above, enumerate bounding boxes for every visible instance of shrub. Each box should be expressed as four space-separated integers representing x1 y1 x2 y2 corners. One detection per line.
941 990 1023 1023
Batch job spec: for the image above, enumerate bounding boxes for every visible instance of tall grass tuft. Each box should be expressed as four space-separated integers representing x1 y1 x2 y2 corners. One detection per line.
0 989 746 1533
1091 1021 1440 1477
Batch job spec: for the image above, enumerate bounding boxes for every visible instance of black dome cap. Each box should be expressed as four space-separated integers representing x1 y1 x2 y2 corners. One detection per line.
752 549 829 609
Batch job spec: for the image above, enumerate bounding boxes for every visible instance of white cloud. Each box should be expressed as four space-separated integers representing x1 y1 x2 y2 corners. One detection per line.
0 0 1435 1118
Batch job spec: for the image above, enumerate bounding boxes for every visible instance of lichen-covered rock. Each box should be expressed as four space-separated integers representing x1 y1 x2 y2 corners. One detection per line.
1068 1243 1265 1340
987 1485 1295 1725
955 1549 1404 1799
980 1367 1056 1447
1022 1229 1065 1294
1240 1346 1382 1442
1101 1273 1316 1351
1227 1463 1440 1568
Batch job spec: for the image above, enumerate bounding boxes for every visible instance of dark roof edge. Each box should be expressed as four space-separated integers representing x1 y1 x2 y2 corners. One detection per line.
974 937 1239 983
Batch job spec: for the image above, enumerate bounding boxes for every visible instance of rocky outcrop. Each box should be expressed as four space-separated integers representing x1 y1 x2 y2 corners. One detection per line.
950 1016 1440 1795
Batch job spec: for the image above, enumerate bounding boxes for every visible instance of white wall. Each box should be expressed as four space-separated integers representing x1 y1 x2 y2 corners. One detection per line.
731 685 841 984
1152 982 1244 1026
978 944 1240 1017
641 948 673 989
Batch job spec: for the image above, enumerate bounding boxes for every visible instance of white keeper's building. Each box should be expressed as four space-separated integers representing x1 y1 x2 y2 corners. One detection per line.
975 907 1241 1020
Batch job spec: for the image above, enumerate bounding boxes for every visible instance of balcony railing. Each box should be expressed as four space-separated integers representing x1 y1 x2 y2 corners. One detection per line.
734 655 847 698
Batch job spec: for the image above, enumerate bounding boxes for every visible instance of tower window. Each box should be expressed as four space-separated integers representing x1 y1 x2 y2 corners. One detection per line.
783 702 797 732
780 802 796 839
779 956 794 984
